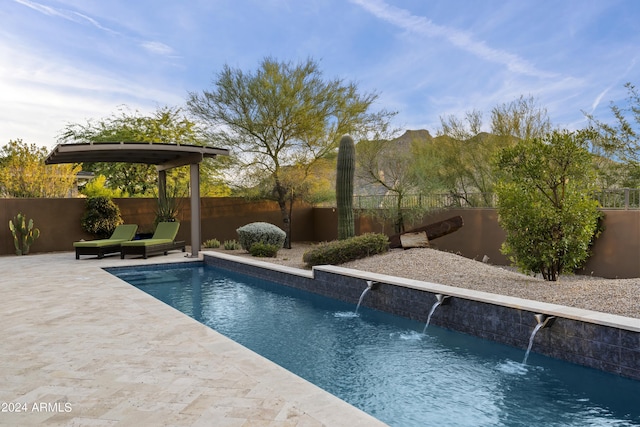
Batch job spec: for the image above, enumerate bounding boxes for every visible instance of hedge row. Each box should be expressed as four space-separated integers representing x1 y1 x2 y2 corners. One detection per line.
302 233 389 267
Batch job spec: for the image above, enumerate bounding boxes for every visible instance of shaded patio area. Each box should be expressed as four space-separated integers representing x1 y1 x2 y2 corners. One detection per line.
45 142 230 258
0 252 385 426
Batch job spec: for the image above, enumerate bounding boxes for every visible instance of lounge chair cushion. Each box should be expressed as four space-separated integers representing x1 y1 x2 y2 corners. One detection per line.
118 238 174 247
73 224 138 248
120 222 180 247
74 239 130 248
120 222 184 259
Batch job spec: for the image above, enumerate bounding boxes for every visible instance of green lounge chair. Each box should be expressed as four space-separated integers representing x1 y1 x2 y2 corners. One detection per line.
74 224 138 259
120 222 185 259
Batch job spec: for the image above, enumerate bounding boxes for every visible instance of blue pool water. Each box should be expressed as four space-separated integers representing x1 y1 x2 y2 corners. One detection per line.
109 264 640 427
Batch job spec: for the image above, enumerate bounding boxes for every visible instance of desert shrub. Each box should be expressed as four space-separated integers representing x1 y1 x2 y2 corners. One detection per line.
302 233 389 267
223 239 241 250
203 238 221 248
236 222 286 251
80 196 123 238
249 242 280 258
495 130 601 281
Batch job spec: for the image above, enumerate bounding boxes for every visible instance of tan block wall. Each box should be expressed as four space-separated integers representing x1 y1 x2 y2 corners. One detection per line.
313 207 639 279
1 198 637 278
1 198 315 256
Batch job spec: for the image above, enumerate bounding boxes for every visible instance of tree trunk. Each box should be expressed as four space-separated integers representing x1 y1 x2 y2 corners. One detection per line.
276 198 292 249
394 194 405 234
388 215 464 249
274 178 292 249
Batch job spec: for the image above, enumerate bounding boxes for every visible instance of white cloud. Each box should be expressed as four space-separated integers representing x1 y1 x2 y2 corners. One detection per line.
13 0 65 18
0 41 184 149
140 41 176 56
590 86 613 114
351 0 557 79
14 0 118 34
14 0 176 59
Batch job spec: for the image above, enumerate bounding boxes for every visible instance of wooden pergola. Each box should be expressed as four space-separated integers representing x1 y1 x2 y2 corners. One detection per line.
45 142 230 258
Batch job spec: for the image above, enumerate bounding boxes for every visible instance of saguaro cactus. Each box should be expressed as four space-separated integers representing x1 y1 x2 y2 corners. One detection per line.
336 134 356 240
9 213 40 255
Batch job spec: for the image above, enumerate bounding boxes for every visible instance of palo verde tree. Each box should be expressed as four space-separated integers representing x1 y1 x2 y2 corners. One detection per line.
0 139 81 197
414 96 552 205
494 129 601 281
420 111 499 206
59 105 229 196
187 57 395 248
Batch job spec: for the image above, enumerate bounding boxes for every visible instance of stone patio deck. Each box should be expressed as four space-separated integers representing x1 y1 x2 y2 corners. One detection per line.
0 252 386 426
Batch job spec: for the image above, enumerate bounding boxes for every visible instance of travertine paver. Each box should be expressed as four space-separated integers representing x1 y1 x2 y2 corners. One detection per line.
0 252 386 426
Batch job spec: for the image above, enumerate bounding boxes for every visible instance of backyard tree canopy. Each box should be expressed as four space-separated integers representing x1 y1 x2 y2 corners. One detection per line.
187 57 396 248
0 139 80 197
412 96 552 206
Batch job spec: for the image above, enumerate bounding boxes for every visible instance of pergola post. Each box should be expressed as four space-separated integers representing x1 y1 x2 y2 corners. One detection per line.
190 163 201 258
158 169 167 205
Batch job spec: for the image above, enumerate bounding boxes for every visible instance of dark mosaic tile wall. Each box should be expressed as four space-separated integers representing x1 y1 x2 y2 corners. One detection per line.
204 255 640 381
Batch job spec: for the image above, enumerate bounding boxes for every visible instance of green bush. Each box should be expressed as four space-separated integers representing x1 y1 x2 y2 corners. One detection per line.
249 242 280 258
495 130 601 281
80 196 123 238
223 239 241 250
236 222 286 251
302 233 389 267
203 238 221 248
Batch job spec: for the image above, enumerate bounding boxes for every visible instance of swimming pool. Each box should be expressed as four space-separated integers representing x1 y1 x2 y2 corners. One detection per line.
110 263 640 427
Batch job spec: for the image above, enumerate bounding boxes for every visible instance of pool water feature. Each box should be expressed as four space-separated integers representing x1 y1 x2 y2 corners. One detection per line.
422 293 450 333
110 264 640 427
523 314 557 365
355 280 377 314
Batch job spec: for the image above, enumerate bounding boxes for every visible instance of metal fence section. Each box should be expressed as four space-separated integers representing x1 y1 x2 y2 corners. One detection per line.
353 189 640 210
594 188 640 209
353 193 498 210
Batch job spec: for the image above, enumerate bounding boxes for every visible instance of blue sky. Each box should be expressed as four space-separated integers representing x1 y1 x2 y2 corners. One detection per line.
2 0 639 150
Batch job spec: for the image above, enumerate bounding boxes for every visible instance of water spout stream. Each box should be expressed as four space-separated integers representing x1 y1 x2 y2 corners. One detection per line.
354 288 370 315
523 323 543 364
354 281 376 315
523 314 556 364
422 301 441 333
422 294 450 333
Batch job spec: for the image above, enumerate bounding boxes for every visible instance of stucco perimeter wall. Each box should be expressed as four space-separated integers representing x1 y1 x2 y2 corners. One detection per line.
313 208 639 279
580 210 640 279
1 198 637 278
112 197 315 244
1 198 92 255
204 252 640 381
0 198 315 256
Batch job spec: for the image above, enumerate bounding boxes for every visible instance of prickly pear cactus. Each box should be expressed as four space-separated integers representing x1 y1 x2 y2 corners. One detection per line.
9 213 40 255
336 134 355 240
